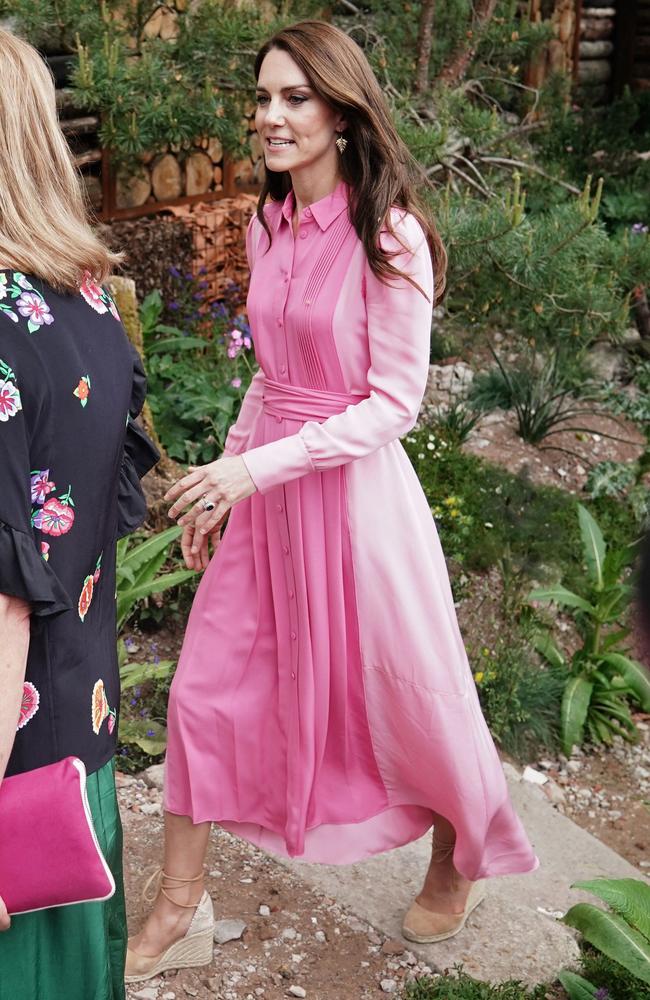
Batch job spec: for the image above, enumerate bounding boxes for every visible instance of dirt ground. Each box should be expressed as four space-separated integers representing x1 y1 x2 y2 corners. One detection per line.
119 772 441 1000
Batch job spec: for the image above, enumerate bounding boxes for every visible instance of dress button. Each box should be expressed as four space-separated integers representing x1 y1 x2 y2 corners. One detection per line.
289 590 295 599
276 318 283 327
276 504 283 513
291 672 296 680
304 207 312 217
280 365 287 375
275 415 282 423
290 632 297 640
283 545 289 555
299 231 308 240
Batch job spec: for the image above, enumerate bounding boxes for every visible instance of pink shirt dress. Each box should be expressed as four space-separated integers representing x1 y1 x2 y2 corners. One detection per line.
164 182 538 879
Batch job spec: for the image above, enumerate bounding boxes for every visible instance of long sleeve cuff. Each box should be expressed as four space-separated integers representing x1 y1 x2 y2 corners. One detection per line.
242 433 314 494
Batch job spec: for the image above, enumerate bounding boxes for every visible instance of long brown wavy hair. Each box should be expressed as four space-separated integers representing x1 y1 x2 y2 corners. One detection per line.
254 20 447 301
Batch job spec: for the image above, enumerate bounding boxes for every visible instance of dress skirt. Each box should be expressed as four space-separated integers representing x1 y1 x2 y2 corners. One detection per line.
164 382 539 880
0 759 126 1000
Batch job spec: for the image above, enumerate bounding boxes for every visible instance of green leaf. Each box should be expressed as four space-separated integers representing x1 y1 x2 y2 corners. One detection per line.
121 568 195 606
561 675 593 754
600 653 650 711
528 586 595 614
119 718 167 756
147 336 207 353
120 526 182 575
563 902 650 984
534 631 566 668
578 503 606 590
120 660 176 690
571 879 650 942
557 970 597 999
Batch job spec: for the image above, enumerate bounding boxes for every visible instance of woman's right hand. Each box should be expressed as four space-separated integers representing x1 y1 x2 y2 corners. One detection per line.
180 523 222 571
0 895 10 931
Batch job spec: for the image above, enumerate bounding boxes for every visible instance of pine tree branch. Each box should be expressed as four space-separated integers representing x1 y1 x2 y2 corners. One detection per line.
438 0 499 88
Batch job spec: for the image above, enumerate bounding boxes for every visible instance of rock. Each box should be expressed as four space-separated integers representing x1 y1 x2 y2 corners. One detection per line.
380 980 397 994
381 939 405 956
139 802 162 816
162 994 176 999
133 990 158 1000
282 927 298 940
183 989 198 998
203 978 221 992
502 762 521 782
543 779 567 806
214 918 247 944
287 988 307 998
523 766 548 785
314 930 327 943
143 763 165 789
259 904 271 916
566 760 582 774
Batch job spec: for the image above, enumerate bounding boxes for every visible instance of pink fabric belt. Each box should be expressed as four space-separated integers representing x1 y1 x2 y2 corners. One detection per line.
262 378 368 422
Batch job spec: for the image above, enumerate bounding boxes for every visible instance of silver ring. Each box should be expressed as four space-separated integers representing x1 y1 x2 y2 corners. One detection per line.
200 496 216 512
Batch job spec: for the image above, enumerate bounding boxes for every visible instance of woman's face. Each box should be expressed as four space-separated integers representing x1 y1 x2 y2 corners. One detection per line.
255 48 345 182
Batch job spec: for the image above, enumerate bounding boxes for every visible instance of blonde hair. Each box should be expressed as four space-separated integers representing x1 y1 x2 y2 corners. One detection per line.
0 29 121 292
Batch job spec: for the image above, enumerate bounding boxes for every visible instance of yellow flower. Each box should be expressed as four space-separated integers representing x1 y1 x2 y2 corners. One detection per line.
443 497 457 507
474 671 484 684
450 509 459 518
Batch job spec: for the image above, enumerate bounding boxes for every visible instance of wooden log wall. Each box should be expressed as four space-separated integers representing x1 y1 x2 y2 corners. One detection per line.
632 0 650 91
576 0 617 104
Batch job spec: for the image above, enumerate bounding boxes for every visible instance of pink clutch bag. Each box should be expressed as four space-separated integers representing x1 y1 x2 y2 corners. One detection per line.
0 756 116 915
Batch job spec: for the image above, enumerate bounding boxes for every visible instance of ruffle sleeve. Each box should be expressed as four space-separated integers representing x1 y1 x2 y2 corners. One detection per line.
0 521 73 617
117 346 160 539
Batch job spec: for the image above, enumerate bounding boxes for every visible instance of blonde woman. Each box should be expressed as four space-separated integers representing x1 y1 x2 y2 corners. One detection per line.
0 30 157 1000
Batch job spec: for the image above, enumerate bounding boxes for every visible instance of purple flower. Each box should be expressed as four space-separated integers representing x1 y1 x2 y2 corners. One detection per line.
231 377 242 388
130 698 137 706
153 654 161 664
140 708 148 717
227 344 240 359
147 728 155 737
17 292 53 327
193 292 203 301
594 990 609 1000
243 336 251 349
198 281 209 289
30 469 56 505
631 222 648 235
169 301 180 311
185 272 194 281
169 266 181 278
198 266 207 275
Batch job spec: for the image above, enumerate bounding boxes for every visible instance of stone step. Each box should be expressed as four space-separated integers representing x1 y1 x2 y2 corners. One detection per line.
281 764 646 985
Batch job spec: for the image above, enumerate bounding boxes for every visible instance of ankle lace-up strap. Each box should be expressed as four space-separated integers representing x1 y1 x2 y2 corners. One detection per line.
431 834 455 863
143 868 204 907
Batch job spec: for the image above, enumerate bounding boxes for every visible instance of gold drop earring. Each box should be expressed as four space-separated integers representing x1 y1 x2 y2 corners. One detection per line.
335 133 348 154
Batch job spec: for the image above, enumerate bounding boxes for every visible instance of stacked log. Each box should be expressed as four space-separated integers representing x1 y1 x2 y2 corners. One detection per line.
115 134 230 210
577 1 617 104
54 80 103 213
635 0 650 91
524 1 578 95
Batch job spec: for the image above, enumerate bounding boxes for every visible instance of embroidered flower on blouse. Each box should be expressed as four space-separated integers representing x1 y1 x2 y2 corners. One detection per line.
30 469 56 504
0 378 22 421
17 681 40 730
40 486 75 537
41 541 50 561
80 274 107 315
14 273 33 291
16 291 54 330
91 678 116 735
73 375 91 407
78 574 94 622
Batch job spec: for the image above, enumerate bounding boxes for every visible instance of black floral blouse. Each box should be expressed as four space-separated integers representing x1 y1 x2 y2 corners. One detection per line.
0 269 158 777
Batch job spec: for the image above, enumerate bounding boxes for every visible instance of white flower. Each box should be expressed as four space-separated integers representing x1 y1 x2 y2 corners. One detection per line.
0 379 22 421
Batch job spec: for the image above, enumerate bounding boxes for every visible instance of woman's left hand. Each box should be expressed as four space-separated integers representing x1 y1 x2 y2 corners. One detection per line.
165 455 256 536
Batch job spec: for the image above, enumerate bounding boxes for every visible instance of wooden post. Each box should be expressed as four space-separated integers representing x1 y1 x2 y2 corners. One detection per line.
613 0 639 95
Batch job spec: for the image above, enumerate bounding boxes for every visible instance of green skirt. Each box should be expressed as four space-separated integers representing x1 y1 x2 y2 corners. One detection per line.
0 758 126 1000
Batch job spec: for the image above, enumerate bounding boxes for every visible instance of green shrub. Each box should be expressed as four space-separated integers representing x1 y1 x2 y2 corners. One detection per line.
471 621 564 760
142 276 256 465
403 427 635 584
561 878 650 994
403 968 552 1000
531 506 650 754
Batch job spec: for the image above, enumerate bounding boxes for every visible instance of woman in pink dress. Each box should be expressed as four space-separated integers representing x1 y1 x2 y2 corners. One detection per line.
126 20 538 981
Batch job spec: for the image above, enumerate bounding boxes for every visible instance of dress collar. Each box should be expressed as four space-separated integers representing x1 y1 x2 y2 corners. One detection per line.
276 180 349 232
